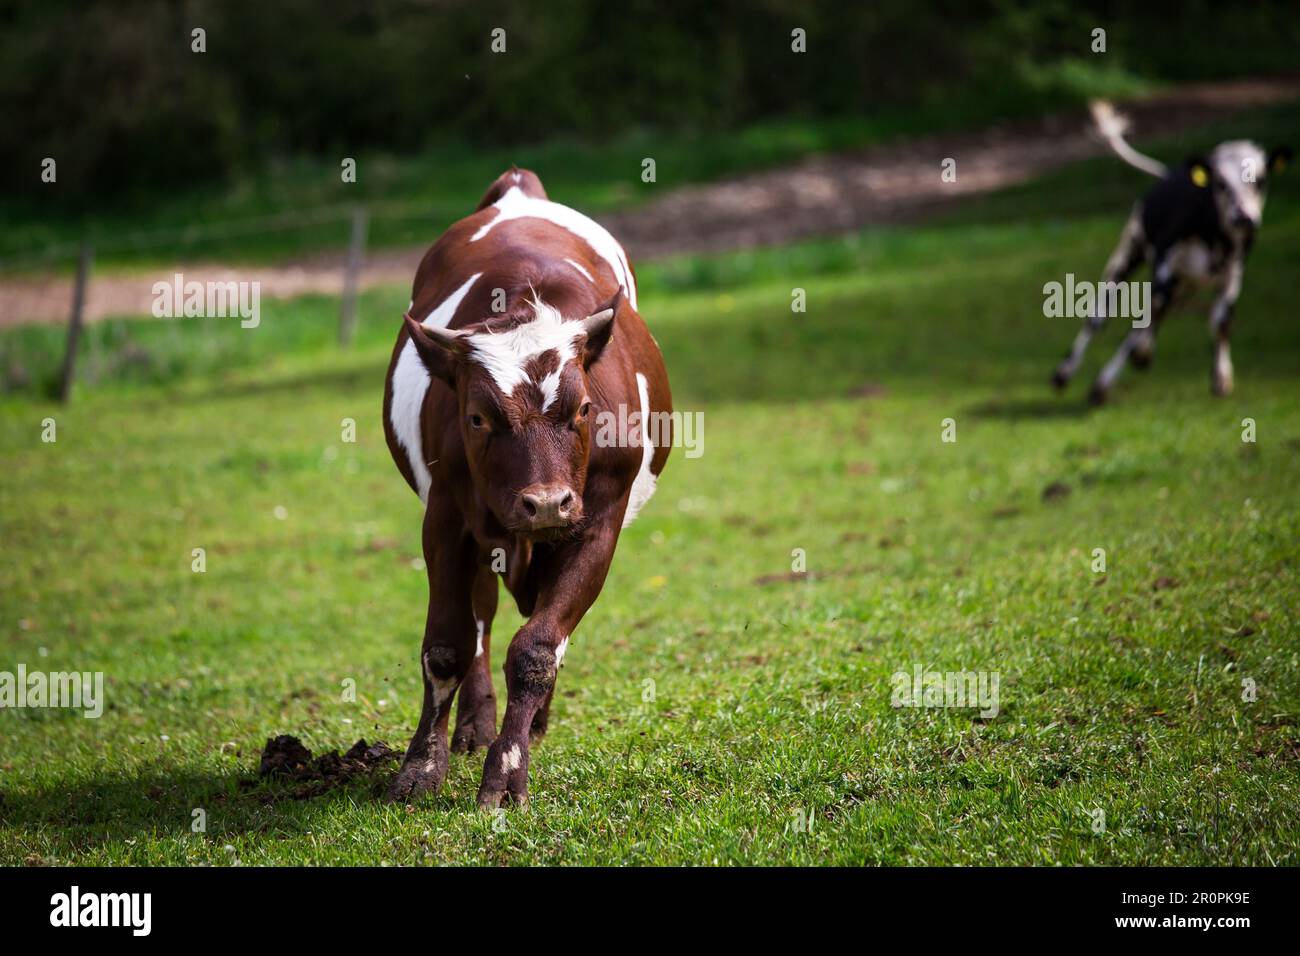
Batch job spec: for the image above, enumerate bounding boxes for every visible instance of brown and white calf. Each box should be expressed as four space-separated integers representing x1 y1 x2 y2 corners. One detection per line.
382 167 671 808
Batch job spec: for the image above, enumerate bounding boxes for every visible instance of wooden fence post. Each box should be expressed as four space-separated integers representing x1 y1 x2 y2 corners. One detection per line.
338 205 369 347
58 240 93 403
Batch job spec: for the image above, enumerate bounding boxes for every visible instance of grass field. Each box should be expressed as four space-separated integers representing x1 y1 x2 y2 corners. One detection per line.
2 111 1299 865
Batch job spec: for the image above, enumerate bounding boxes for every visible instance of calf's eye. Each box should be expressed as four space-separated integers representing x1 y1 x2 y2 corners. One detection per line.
468 413 485 430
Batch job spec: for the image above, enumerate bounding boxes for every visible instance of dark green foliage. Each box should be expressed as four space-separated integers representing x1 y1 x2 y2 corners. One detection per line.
4 0 1297 203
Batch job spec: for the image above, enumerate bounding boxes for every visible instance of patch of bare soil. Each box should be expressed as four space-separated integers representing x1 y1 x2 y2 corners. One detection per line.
248 735 399 800
5 77 1298 327
1041 480 1072 502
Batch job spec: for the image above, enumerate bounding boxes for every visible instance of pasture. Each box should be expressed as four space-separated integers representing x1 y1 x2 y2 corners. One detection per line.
2 105 1298 866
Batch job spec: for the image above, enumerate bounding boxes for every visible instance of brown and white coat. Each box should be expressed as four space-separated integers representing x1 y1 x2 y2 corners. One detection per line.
382 167 671 807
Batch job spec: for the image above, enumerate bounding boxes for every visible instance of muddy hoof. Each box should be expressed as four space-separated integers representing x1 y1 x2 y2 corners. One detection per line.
1130 350 1152 370
451 718 497 755
1050 368 1069 390
477 787 528 811
385 760 443 802
1087 384 1108 407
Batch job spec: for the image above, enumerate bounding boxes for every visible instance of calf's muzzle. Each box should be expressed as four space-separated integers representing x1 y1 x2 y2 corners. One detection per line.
516 483 580 531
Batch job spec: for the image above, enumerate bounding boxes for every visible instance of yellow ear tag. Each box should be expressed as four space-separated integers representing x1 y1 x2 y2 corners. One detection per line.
1191 166 1209 188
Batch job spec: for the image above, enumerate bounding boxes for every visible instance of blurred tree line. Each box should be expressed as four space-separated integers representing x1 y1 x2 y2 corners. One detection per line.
3 0 1296 203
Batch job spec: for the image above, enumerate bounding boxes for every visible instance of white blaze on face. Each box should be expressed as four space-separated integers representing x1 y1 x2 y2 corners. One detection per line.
471 186 637 309
1211 141 1268 228
390 273 483 500
465 297 584 413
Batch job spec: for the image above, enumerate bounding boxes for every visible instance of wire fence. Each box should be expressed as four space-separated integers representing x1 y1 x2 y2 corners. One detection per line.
0 200 447 400
0 198 445 273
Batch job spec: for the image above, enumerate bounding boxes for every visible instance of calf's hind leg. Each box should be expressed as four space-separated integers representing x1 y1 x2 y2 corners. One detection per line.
451 563 500 754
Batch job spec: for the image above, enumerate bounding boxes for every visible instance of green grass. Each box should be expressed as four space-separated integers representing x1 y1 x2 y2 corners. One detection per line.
8 97 1298 401
2 127 1299 865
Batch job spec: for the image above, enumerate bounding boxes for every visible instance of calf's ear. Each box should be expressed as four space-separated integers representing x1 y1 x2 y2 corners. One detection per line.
578 289 621 368
1269 146 1293 174
403 312 470 385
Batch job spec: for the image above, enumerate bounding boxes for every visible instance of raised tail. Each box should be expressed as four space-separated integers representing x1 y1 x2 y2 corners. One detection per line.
476 166 548 210
1089 100 1167 178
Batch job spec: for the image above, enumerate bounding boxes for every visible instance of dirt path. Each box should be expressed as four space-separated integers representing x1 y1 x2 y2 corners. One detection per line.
4 77 1297 327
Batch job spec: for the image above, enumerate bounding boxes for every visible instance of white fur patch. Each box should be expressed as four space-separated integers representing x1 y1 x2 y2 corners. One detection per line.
390 273 482 500
565 258 595 283
501 743 522 773
471 186 637 309
554 636 569 668
1165 239 1215 284
622 372 658 528
1216 341 1234 384
432 676 458 710
1211 141 1268 227
423 653 461 712
475 619 486 659
466 297 582 410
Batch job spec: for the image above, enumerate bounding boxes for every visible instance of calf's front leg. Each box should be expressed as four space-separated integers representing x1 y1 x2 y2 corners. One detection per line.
1209 260 1244 396
477 515 620 810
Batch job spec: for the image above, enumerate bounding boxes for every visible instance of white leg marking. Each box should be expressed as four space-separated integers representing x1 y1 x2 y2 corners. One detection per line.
389 273 482 499
554 636 569 668
622 372 658 528
470 187 637 309
501 743 522 773
423 653 461 717
1096 345 1129 391
475 619 486 659
1215 341 1234 388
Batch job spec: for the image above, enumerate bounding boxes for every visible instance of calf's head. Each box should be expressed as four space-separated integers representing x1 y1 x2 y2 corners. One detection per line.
405 293 618 539
1190 141 1292 236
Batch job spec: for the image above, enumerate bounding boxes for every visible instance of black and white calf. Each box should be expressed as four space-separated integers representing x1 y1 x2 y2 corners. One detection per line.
1052 100 1291 404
